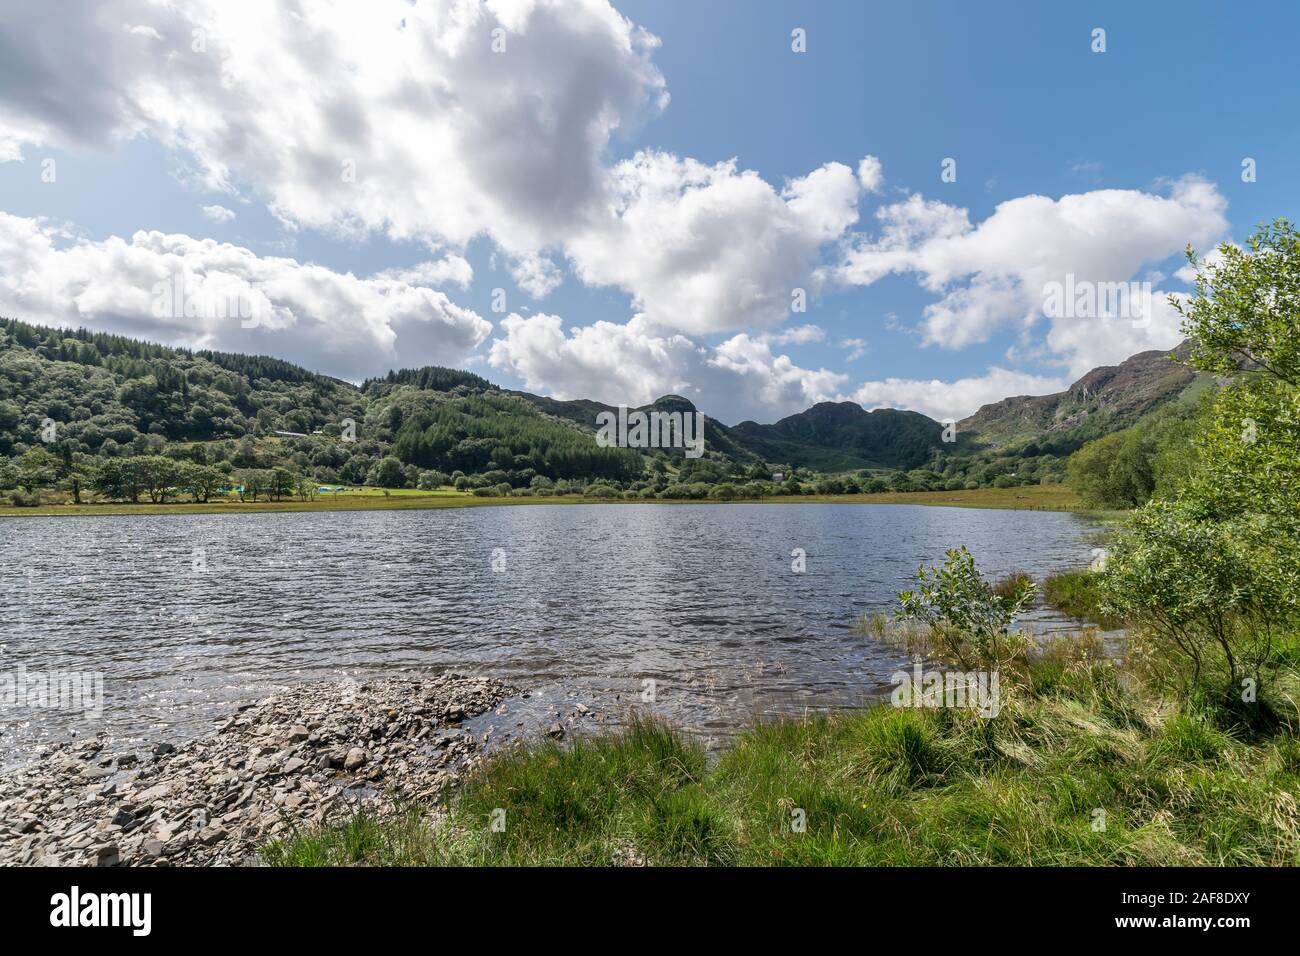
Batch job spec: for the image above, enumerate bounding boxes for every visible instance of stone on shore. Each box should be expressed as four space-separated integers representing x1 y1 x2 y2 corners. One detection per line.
0 673 517 868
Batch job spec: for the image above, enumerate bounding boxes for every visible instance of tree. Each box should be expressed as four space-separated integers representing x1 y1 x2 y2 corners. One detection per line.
887 471 915 492
1067 399 1211 508
1103 501 1296 696
1103 220 1300 710
1174 219 1300 388
135 455 180 503
294 474 317 501
91 457 141 502
181 462 224 503
1171 221 1300 530
17 446 60 492
62 459 92 504
232 468 269 502
1067 430 1153 507
366 455 406 488
270 467 297 501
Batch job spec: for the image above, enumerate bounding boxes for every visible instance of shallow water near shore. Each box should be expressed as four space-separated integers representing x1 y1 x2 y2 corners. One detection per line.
1 503 1102 768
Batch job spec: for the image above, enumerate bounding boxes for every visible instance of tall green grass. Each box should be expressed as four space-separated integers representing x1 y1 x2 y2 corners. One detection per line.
263 644 1300 867
1042 569 1124 629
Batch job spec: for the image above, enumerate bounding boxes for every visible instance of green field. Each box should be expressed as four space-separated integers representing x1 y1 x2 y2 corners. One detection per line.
0 483 1087 518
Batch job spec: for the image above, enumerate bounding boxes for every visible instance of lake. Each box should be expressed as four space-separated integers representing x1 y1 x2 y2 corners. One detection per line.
0 503 1101 767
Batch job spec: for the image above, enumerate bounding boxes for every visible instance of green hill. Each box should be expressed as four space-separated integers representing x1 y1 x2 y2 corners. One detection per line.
730 403 951 471
958 345 1204 453
0 317 1207 497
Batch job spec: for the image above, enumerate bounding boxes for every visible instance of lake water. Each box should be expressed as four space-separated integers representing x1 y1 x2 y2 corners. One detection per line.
0 503 1101 767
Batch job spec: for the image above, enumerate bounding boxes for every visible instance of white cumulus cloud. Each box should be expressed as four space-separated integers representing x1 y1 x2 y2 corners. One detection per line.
200 204 235 224
0 1 876 332
566 151 868 334
850 367 1071 423
488 312 846 423
0 211 491 381
0 0 667 263
837 176 1229 375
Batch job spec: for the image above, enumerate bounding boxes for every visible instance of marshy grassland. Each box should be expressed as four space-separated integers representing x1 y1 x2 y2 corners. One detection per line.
1042 569 1126 629
263 629 1300 867
0 482 1089 518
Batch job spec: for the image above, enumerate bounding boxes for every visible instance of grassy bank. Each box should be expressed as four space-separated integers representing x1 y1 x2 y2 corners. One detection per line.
1042 569 1125 629
0 483 1087 518
265 637 1300 867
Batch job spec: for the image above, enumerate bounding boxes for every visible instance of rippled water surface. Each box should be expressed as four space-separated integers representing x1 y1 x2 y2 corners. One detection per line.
0 503 1101 766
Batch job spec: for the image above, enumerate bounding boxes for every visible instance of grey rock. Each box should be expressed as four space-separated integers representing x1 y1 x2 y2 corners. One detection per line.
0 674 519 868
342 748 368 772
94 845 119 867
110 807 134 827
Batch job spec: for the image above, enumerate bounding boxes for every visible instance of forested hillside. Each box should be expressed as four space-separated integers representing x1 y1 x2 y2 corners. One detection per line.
0 317 366 455
0 316 1204 504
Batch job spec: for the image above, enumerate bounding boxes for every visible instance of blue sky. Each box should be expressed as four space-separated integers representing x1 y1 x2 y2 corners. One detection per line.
620 0 1298 368
0 1 1295 423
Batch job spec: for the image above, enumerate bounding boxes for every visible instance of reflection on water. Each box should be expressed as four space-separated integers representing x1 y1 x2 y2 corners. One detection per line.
0 503 1100 766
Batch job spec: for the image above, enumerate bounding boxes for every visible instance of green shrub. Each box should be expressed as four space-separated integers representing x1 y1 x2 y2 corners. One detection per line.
896 546 1036 671
1104 501 1297 697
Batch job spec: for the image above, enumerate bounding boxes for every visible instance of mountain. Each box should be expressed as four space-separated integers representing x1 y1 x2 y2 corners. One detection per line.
520 346 1204 472
514 392 762 465
0 317 1204 489
958 345 1203 453
514 391 950 471
730 403 949 471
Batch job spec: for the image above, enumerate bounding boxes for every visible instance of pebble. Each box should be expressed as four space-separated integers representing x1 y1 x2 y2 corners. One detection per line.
342 748 368 772
0 674 516 867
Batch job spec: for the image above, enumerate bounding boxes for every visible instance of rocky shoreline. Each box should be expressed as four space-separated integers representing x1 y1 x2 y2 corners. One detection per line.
0 673 518 866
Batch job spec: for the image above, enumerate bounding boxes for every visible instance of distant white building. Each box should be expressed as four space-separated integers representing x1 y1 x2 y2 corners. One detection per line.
772 472 785 482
